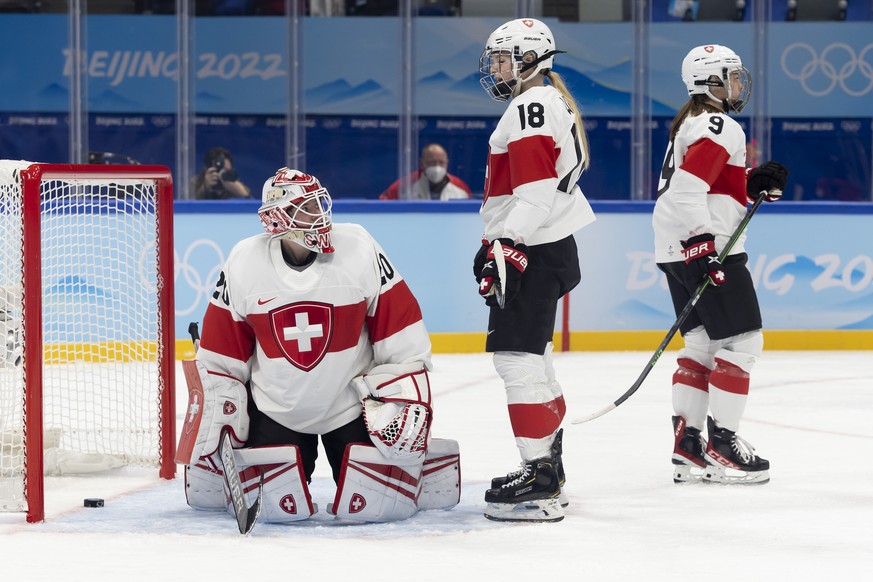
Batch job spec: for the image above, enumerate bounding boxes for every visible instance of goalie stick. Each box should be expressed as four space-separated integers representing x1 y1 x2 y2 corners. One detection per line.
189 322 264 534
571 195 766 425
492 239 508 309
219 428 263 535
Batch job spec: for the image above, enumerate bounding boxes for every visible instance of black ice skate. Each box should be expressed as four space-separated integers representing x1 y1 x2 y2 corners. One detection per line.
703 416 770 485
490 428 568 507
484 457 564 522
672 416 706 484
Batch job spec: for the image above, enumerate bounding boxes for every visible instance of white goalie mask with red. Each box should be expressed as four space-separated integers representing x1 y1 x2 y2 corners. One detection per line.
258 168 334 253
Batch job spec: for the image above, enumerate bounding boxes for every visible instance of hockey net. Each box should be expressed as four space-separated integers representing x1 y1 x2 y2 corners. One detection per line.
0 161 175 523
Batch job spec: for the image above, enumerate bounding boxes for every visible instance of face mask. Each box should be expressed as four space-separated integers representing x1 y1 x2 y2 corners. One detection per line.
424 165 447 183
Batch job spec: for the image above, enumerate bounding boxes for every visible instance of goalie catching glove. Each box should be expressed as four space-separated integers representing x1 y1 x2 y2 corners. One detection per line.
351 362 432 462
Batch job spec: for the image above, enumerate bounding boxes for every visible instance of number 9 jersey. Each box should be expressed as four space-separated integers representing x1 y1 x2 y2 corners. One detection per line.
481 84 595 246
653 111 749 264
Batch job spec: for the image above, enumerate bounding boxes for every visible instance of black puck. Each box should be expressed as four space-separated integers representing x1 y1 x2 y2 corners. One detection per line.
84 498 104 508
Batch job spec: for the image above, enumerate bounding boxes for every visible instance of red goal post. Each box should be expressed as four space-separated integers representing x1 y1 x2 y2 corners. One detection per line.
0 162 176 523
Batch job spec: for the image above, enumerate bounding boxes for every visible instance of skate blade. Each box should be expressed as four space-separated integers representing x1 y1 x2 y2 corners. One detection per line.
672 462 705 484
484 498 564 523
702 464 770 485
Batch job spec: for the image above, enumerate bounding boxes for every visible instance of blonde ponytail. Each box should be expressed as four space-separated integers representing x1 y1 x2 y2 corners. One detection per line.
546 70 590 171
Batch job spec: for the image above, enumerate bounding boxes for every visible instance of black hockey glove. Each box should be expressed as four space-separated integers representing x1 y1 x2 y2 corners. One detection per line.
477 238 528 307
681 233 725 287
747 161 788 202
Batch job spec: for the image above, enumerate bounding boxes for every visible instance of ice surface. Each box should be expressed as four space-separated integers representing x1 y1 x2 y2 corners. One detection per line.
2 351 871 580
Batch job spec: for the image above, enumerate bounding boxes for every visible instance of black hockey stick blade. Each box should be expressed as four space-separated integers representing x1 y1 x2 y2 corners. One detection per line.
492 239 507 309
572 196 765 425
219 429 262 535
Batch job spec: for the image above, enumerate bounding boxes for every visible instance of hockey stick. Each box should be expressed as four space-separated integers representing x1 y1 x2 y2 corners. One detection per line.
219 428 263 535
571 195 766 425
188 321 201 352
492 239 507 309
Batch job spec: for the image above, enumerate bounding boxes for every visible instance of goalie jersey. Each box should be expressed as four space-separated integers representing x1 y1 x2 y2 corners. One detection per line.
653 111 750 264
196 223 432 435
481 84 595 246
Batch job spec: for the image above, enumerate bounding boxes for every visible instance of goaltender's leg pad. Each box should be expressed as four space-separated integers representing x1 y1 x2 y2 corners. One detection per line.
330 443 423 523
233 445 315 523
185 454 226 511
184 446 315 523
418 438 461 511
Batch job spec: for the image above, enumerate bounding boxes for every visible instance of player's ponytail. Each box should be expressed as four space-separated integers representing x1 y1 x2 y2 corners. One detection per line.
669 94 723 142
546 70 590 171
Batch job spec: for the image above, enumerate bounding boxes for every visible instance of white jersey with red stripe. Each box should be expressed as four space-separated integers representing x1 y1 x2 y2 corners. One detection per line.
481 85 595 246
196 223 432 435
653 111 749 263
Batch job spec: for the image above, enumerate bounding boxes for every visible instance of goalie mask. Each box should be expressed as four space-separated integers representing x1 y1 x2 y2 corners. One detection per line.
681 44 752 114
479 18 562 102
258 168 334 253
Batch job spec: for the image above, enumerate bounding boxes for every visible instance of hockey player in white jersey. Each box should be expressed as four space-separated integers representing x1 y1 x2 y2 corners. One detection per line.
474 18 596 522
654 45 788 485
176 168 460 527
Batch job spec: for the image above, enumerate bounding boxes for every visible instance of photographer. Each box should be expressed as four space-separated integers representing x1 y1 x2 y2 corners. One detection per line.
192 147 251 200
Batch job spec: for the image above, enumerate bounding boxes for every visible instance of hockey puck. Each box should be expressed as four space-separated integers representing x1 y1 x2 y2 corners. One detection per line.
84 498 104 508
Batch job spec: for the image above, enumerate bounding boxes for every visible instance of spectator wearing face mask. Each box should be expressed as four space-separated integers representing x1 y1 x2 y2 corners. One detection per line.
379 143 473 201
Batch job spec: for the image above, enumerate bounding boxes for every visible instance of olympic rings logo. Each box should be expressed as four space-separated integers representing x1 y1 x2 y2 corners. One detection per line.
781 42 873 97
173 239 226 316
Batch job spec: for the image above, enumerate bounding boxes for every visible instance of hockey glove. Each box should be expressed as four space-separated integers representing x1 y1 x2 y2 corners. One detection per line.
681 233 725 287
477 238 528 307
747 161 788 202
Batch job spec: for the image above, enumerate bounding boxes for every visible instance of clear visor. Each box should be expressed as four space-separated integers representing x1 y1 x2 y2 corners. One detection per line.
724 66 752 113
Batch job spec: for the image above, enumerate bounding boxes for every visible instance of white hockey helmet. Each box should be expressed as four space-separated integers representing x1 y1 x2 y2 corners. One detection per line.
479 18 561 102
257 168 334 253
681 44 752 113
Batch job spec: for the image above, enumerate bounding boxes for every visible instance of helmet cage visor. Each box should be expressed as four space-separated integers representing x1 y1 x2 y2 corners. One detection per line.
258 185 334 253
479 48 521 101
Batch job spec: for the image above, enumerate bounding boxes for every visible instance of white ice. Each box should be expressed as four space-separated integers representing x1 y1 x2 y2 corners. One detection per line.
3 351 872 580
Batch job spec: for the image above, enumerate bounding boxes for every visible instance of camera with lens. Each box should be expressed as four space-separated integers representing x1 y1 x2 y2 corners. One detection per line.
211 152 238 182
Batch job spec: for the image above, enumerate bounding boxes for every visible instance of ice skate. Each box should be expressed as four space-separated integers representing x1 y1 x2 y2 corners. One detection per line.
703 416 770 485
490 429 568 507
672 416 706 483
484 457 564 522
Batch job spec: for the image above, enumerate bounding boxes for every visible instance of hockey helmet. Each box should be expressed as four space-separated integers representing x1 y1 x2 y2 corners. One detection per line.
681 44 752 113
479 18 561 102
257 168 334 253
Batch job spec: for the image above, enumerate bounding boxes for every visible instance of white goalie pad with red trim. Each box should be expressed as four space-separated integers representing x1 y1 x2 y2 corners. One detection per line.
184 446 315 523
233 445 315 523
329 443 423 523
176 360 249 464
352 363 433 462
418 438 461 510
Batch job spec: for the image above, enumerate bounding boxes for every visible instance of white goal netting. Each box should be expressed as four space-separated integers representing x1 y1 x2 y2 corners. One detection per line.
0 161 172 517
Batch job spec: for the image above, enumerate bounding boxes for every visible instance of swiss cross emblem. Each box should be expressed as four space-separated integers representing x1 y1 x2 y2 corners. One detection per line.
280 494 297 514
704 45 715 53
521 19 534 27
270 302 334 371
349 493 366 514
223 400 236 415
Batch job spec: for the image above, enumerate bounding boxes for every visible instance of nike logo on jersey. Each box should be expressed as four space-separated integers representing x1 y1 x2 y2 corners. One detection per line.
258 296 278 305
